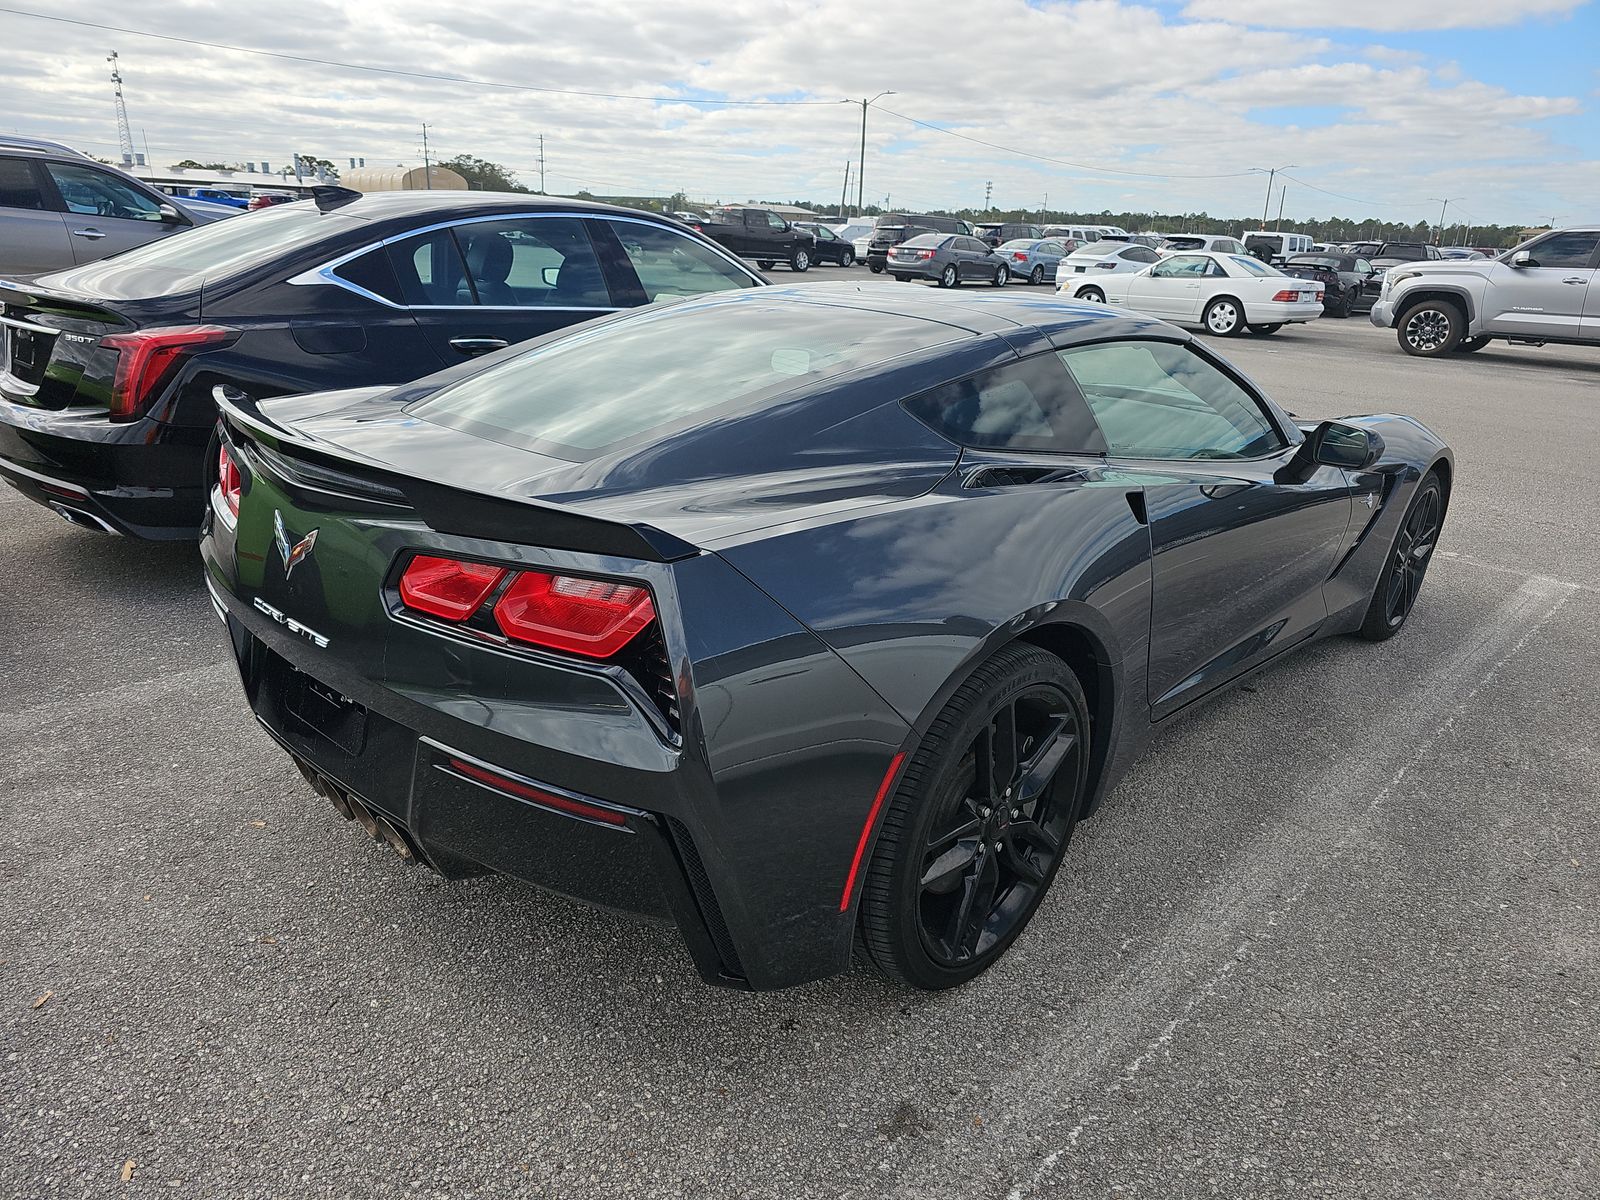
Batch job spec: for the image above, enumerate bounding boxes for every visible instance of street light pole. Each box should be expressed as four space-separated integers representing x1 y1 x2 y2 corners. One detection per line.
851 90 896 217
1254 163 1296 229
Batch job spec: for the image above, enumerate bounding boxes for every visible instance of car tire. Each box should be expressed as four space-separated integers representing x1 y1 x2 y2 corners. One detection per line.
1203 296 1245 336
1248 323 1282 336
1397 300 1464 356
1357 472 1446 641
841 249 855 267
939 264 959 289
757 260 774 270
857 643 1090 990
1029 265 1045 285
1076 286 1105 303
1455 336 1492 354
869 262 884 274
791 249 811 272
991 265 1007 288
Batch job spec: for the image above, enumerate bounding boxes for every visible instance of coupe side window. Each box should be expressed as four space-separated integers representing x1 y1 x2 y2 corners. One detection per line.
1150 255 1210 278
1059 341 1285 461
45 163 163 221
1524 232 1600 268
0 158 44 210
902 354 1107 455
386 228 473 306
455 218 612 308
607 221 759 302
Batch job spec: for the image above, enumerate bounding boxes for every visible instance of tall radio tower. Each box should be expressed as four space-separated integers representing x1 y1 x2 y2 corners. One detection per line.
108 51 135 166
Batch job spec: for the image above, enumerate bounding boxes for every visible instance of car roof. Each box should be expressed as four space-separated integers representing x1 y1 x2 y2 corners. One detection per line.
323 190 691 225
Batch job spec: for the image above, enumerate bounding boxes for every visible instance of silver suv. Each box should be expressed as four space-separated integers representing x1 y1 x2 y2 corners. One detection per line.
0 138 214 275
1370 227 1599 357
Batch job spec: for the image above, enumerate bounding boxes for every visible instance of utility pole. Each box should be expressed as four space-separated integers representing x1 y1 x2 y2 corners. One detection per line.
984 180 992 211
1040 193 1048 222
107 51 134 167
1428 197 1463 244
537 134 545 194
1255 163 1296 229
421 123 432 189
840 161 851 220
852 91 896 216
1275 186 1286 232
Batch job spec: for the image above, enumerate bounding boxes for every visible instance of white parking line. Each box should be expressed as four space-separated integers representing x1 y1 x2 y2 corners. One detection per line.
990 573 1578 1200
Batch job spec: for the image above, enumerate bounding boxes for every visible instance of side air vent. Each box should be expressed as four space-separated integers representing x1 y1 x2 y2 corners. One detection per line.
962 465 1090 489
619 626 681 737
665 815 745 980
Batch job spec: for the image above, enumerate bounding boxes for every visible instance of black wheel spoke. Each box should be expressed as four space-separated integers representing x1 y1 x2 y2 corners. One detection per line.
921 840 979 894
1001 836 1047 886
1010 817 1060 858
947 850 998 958
927 814 981 855
989 702 1019 804
1016 720 1076 805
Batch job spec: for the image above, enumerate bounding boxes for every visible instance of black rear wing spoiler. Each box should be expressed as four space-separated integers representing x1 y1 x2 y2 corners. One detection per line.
213 385 700 564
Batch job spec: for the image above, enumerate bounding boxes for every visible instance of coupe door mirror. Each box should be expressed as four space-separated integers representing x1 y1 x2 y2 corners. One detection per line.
1309 420 1385 470
157 202 184 224
1510 249 1534 268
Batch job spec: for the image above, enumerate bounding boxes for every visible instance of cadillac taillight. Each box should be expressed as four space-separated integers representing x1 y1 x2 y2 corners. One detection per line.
100 325 234 422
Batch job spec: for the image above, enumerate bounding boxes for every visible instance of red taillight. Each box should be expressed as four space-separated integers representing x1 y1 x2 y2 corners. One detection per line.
446 757 628 827
99 325 233 423
399 555 508 621
494 571 656 658
915 249 934 260
1270 290 1301 302
1012 252 1028 261
216 443 241 518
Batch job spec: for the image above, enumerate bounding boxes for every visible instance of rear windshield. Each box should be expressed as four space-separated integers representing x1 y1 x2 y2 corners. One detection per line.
1164 237 1205 250
1381 245 1426 260
997 239 1037 250
902 234 945 248
58 202 359 290
1288 256 1341 269
406 298 966 458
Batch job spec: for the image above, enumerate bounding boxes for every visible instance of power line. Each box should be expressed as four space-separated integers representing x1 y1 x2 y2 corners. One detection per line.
875 106 1258 181
0 7 841 107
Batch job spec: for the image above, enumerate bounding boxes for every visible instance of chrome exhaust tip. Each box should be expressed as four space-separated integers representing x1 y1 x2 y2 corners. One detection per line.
46 501 117 534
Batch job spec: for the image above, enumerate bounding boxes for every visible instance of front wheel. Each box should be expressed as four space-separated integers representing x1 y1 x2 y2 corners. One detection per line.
857 644 1090 990
1397 300 1463 356
939 264 959 289
1029 265 1045 285
790 249 811 272
1203 296 1245 336
840 249 855 267
991 265 1007 288
1358 472 1446 641
1076 286 1105 303
1248 323 1282 336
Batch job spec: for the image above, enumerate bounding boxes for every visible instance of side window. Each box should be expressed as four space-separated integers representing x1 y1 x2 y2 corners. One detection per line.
386 227 473 306
903 354 1107 455
606 221 759 302
329 245 406 305
44 162 163 221
1059 341 1285 461
1526 232 1599 268
766 211 788 230
1151 254 1209 278
0 157 44 210
454 218 610 307
1355 258 1372 273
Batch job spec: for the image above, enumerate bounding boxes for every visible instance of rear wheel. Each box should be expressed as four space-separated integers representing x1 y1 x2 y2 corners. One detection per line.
757 260 774 270
1076 286 1105 303
858 644 1090 990
1248 323 1282 336
939 264 959 289
869 261 884 274
790 248 811 272
1203 296 1245 336
1358 472 1445 640
1455 335 1492 354
1029 265 1045 285
1397 300 1463 356
991 265 1007 287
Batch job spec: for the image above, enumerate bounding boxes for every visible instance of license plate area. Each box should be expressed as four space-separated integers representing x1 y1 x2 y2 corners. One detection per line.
282 663 367 755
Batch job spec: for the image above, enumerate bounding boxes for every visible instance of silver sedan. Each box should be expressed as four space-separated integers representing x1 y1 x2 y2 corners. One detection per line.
996 238 1070 285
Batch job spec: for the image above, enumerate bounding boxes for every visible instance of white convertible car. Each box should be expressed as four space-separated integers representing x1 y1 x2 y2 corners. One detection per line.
1059 250 1324 336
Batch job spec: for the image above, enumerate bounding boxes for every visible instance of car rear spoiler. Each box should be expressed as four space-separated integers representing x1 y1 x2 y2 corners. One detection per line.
213 385 701 564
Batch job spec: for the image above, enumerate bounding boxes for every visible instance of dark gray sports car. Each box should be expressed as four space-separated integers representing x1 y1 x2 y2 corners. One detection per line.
200 286 1452 991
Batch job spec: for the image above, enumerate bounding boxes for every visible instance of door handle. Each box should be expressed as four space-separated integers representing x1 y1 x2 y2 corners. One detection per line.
448 337 509 355
70 228 106 240
1562 277 1588 285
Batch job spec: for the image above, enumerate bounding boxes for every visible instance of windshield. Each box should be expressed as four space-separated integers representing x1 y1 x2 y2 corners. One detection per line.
1228 256 1283 277
407 297 966 458
48 202 360 291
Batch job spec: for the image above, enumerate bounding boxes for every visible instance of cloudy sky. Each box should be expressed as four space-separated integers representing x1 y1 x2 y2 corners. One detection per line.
2 1 1595 226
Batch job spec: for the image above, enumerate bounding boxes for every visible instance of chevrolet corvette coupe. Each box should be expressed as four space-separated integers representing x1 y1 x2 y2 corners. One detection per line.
201 287 1452 991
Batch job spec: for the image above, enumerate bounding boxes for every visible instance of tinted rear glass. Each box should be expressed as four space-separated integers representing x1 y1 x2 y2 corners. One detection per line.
902 234 945 247
407 298 966 458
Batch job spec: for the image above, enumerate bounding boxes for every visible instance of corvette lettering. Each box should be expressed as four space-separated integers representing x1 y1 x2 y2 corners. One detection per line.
252 597 330 649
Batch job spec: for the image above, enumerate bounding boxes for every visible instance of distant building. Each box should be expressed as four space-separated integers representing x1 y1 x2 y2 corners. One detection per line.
343 165 467 192
129 164 317 197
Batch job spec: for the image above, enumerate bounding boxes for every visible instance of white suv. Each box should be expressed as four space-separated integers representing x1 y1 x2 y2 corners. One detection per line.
1371 228 1600 357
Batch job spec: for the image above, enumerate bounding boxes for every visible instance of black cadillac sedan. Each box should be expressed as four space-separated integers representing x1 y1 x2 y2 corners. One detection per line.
0 189 762 538
201 287 1451 991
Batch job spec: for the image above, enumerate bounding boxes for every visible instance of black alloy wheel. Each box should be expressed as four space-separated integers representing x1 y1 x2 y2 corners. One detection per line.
1397 300 1463 356
1029 265 1045 285
859 644 1089 989
940 264 959 288
1359 473 1445 641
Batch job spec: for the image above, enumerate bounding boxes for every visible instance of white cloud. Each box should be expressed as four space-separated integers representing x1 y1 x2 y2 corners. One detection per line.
1181 0 1584 31
0 0 1589 225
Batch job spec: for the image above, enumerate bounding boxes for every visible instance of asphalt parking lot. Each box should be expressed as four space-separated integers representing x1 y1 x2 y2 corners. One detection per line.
2 295 1597 1197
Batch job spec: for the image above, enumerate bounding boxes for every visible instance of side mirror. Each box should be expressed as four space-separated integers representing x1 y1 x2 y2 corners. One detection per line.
1510 249 1534 268
1310 420 1385 470
158 202 184 223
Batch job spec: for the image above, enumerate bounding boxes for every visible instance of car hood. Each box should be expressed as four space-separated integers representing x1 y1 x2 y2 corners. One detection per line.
1378 261 1489 278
